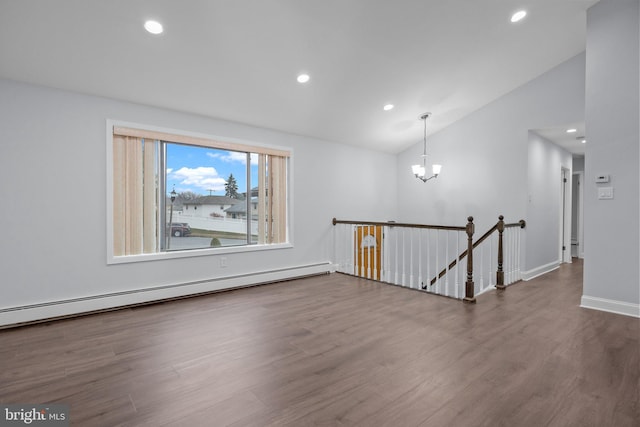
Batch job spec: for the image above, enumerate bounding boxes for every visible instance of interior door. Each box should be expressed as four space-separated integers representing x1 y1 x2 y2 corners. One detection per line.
354 225 382 280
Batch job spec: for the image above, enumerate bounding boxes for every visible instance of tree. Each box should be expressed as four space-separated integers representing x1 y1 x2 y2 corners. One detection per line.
178 191 199 201
225 173 239 198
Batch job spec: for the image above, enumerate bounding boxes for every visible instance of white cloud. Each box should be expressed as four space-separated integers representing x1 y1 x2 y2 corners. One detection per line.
171 166 226 191
206 151 258 165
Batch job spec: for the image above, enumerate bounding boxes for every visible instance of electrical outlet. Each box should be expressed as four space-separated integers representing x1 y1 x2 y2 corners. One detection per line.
220 257 227 268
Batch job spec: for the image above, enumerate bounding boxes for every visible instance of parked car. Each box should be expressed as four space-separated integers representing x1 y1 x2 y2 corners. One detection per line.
168 222 191 237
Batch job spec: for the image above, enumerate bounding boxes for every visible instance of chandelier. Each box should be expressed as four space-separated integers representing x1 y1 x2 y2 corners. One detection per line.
412 113 442 182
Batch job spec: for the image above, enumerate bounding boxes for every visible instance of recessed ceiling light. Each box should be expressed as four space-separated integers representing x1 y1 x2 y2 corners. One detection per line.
144 20 163 35
581 139 586 144
297 74 310 83
511 10 527 23
383 104 394 111
566 128 577 133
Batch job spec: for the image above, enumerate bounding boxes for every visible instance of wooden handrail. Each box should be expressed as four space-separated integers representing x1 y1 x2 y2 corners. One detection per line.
506 220 526 229
332 218 465 231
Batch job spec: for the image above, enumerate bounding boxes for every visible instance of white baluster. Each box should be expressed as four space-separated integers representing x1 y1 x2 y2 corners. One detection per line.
349 225 355 274
425 229 433 292
409 229 414 288
435 230 440 294
488 233 494 288
515 227 520 281
445 231 450 296
454 231 459 298
418 229 423 291
394 227 399 285
480 240 484 295
509 228 514 284
354 225 364 277
336 224 341 273
507 228 513 284
367 225 372 279
504 228 509 285
492 232 496 287
512 228 516 283
342 224 348 273
336 224 340 272
516 226 522 281
373 226 378 281
380 226 385 280
401 228 406 286
505 228 510 284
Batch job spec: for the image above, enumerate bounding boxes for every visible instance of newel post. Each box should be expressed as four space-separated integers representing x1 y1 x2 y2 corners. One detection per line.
464 216 476 303
496 215 506 290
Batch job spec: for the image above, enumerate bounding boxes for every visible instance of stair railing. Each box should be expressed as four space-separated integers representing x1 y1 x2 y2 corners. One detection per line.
332 215 525 303
424 216 526 294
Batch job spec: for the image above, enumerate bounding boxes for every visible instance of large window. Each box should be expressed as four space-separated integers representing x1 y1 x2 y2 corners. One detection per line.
109 124 289 261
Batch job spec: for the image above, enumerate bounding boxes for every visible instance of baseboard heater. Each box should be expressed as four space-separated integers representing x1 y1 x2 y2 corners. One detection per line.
0 262 332 329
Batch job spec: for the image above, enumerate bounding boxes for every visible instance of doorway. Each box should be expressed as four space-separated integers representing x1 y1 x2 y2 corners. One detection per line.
560 167 572 263
354 225 382 280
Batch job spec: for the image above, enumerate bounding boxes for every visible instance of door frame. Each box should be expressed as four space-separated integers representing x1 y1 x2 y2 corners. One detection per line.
560 167 572 264
572 171 584 259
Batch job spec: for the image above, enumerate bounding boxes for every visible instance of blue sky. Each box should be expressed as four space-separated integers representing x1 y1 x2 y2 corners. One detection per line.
166 143 258 197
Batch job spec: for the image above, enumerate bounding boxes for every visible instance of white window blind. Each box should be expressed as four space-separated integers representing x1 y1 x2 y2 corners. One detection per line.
112 135 159 256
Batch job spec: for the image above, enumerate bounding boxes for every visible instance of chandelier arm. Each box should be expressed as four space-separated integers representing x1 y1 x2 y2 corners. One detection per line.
414 172 439 182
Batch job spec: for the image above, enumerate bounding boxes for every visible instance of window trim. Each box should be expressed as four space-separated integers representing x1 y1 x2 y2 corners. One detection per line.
113 126 291 158
106 119 293 265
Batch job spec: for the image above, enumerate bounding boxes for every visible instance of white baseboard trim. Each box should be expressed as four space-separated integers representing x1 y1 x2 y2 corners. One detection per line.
0 263 332 327
580 295 640 318
521 261 560 281
476 285 496 297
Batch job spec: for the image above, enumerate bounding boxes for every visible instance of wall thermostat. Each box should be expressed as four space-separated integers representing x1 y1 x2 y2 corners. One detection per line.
595 174 610 183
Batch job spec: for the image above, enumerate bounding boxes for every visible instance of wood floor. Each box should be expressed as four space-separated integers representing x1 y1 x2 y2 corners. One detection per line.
1 259 638 426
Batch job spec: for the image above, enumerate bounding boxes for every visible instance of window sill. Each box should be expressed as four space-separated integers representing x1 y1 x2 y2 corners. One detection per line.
107 242 293 265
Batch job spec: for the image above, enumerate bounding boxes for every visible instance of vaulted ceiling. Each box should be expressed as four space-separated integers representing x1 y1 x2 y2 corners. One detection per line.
0 0 598 153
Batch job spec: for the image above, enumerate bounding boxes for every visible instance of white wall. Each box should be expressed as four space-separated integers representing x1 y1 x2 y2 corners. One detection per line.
183 203 232 218
525 131 573 274
583 0 640 316
573 156 585 173
396 53 586 269
0 78 398 325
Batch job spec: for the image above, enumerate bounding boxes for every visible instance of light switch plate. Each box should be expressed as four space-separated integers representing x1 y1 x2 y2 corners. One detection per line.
598 187 614 200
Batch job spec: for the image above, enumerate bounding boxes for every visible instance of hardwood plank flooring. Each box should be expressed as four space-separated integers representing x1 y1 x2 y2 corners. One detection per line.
1 259 638 426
